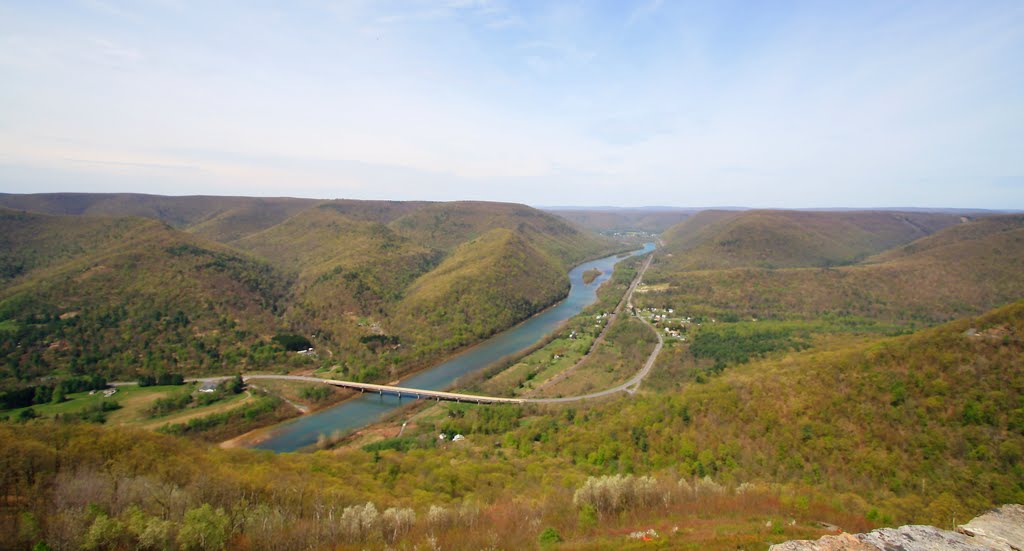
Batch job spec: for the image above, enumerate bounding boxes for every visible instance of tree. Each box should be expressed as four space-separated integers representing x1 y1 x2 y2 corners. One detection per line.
124 505 174 550
382 507 415 543
220 374 244 395
82 513 128 550
32 386 51 405
16 408 38 423
177 504 230 551
340 502 379 542
51 383 66 404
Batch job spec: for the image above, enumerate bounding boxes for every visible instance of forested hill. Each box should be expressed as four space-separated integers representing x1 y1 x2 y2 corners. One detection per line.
0 192 319 240
0 195 618 389
0 208 289 384
2 298 1020 549
657 209 964 271
639 212 1024 325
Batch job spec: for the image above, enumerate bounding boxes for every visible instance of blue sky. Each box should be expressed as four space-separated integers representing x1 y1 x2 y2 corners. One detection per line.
1 0 1022 208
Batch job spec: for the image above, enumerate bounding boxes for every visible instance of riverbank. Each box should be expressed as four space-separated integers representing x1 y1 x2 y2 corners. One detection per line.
249 243 655 452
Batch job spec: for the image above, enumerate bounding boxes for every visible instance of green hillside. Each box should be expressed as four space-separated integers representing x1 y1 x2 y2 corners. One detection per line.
183 200 320 243
598 299 1024 523
391 201 610 267
3 299 1020 549
0 210 291 386
232 203 438 287
868 213 1024 263
397 228 568 354
658 210 962 271
639 214 1024 324
229 200 616 376
0 207 152 281
0 195 618 388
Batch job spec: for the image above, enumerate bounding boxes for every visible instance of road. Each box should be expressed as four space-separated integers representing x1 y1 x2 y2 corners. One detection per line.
525 251 663 403
531 248 654 393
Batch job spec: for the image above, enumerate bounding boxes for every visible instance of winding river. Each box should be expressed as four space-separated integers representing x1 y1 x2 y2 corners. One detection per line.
254 242 656 452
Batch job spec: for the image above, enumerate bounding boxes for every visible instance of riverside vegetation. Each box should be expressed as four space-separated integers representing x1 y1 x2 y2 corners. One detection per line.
1 198 1023 549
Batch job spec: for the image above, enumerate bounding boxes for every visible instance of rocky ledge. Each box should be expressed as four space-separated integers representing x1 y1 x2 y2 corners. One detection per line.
771 504 1023 551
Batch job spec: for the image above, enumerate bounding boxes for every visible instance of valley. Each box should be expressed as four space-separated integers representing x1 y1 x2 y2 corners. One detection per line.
1 196 1022 550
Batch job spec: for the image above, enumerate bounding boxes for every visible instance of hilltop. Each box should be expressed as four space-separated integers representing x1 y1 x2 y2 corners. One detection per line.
397 228 568 354
657 209 963 271
638 213 1023 324
0 192 317 237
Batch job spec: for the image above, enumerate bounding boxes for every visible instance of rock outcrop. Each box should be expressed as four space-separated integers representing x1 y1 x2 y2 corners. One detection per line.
771 504 1023 551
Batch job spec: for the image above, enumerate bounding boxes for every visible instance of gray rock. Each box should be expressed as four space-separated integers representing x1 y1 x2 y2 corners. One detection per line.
771 533 875 550
858 525 992 550
770 504 1024 551
956 504 1024 551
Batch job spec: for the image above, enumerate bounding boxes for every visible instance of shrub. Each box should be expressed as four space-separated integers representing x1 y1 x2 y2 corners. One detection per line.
539 527 563 546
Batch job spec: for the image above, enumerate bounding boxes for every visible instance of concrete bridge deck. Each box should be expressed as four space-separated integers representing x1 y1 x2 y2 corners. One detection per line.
322 379 525 404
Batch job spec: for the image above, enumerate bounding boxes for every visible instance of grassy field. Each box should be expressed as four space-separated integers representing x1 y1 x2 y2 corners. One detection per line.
0 382 273 432
137 390 252 430
532 317 657 398
2 384 185 421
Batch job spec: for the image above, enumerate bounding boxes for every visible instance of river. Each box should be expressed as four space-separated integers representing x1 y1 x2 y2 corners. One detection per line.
253 242 656 452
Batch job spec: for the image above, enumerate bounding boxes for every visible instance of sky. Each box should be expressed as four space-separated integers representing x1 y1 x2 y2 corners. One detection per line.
1 1 1022 208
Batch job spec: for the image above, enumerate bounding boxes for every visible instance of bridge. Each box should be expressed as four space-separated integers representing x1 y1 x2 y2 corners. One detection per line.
321 379 525 404
236 374 526 405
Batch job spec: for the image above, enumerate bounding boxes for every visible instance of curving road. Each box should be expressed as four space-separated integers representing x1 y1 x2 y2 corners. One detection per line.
524 250 663 403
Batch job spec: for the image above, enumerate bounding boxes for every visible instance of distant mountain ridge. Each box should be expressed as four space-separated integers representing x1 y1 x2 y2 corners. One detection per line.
658 209 965 270
544 207 698 233
640 211 1024 324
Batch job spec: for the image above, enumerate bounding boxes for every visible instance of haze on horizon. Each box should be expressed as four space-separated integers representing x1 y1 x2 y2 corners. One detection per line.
1 1 1022 209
